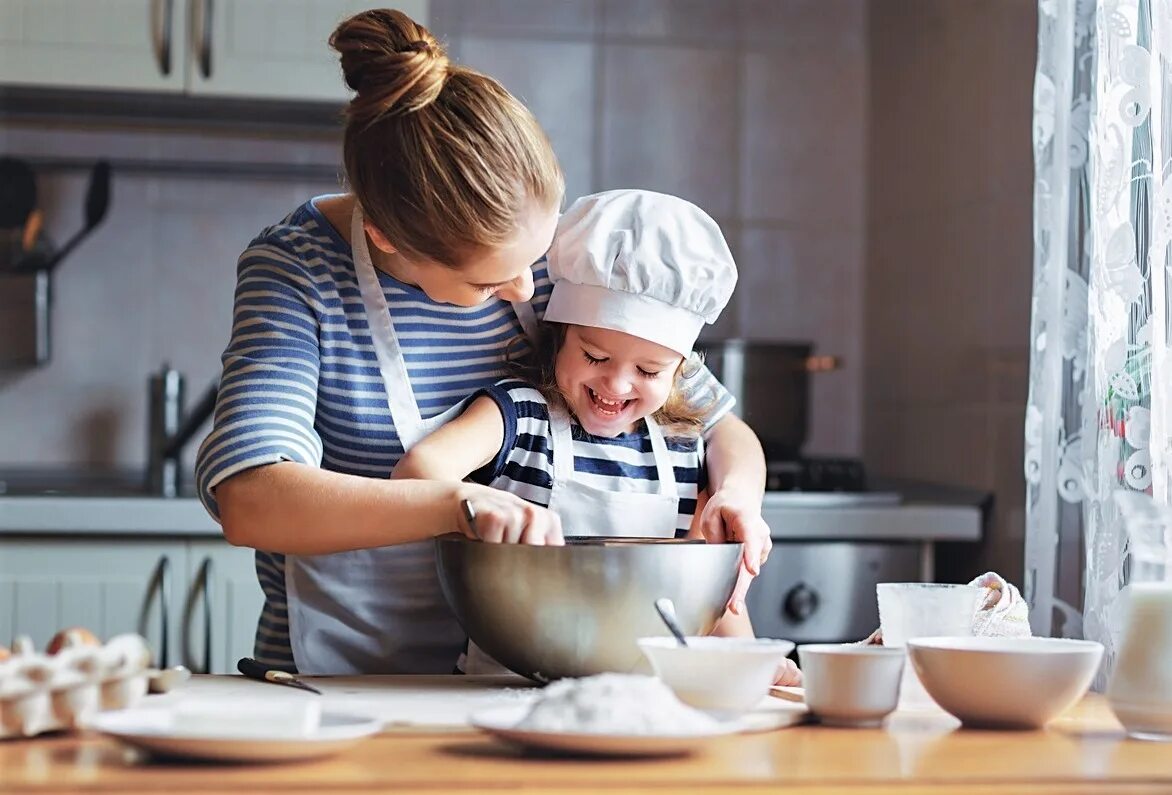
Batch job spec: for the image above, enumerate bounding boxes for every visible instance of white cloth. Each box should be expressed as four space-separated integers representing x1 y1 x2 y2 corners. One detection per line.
544 190 737 357
968 571 1032 638
462 409 681 675
284 206 537 675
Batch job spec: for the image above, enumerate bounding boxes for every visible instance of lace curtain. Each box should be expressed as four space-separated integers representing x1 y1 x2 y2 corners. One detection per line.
1026 0 1172 686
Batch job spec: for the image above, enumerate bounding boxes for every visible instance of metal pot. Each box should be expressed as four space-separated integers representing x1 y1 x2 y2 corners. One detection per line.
695 340 840 460
434 535 741 682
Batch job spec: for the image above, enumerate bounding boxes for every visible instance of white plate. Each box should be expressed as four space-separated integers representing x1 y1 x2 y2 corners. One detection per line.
471 703 802 758
86 708 381 763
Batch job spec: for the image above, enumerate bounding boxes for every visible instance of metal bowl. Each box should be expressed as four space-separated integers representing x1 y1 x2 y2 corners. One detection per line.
434 535 742 682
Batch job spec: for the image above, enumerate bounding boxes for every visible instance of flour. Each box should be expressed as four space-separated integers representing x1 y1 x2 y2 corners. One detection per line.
515 674 720 735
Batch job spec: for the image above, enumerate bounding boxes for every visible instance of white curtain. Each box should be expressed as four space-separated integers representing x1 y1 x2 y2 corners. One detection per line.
1027 0 1172 686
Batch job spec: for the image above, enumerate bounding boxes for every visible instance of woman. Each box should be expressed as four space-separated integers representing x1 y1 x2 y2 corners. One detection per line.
195 8 770 675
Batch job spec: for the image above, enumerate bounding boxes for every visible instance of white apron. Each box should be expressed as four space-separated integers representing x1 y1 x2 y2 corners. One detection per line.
463 407 681 674
285 206 537 675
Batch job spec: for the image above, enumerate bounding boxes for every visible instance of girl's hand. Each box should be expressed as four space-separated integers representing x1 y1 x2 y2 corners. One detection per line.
457 486 565 545
694 489 772 614
774 658 803 687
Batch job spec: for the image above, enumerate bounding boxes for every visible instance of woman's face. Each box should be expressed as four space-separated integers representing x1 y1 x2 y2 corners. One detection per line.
555 325 684 437
365 203 559 307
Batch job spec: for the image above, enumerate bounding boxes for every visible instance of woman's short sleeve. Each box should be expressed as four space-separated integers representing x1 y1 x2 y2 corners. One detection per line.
195 237 326 521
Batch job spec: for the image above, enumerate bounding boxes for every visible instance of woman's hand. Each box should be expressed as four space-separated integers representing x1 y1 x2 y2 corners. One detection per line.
695 488 773 614
457 485 565 545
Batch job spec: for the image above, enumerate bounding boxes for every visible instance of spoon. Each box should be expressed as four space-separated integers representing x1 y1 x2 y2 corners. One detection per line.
147 665 192 694
654 598 689 647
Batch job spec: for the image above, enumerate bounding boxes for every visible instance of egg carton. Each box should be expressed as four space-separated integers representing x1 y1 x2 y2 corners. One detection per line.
0 634 152 740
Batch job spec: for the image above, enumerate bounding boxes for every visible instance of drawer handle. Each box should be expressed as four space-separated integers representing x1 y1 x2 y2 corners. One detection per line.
183 557 215 674
152 0 174 76
136 555 171 668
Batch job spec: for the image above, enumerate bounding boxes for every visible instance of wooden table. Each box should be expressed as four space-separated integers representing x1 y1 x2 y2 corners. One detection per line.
1 678 1170 794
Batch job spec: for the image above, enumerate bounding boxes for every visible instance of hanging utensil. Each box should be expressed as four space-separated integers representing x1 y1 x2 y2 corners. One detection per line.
17 160 111 274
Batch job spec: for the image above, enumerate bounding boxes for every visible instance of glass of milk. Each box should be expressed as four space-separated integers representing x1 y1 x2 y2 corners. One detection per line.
876 582 983 710
1108 584 1172 740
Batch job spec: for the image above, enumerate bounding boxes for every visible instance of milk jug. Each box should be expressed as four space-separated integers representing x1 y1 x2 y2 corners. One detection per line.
1107 492 1172 740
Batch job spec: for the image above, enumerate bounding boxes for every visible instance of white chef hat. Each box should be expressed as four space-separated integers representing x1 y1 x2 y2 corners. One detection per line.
544 190 737 357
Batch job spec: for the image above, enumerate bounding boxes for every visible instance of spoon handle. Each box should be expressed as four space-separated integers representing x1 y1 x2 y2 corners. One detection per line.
654 598 689 647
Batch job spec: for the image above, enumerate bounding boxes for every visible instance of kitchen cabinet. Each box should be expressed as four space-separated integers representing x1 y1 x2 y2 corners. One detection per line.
0 0 428 102
0 536 262 674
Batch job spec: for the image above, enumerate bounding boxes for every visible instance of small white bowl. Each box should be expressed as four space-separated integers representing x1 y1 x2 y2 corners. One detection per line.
638 636 795 717
799 644 905 727
908 636 1104 729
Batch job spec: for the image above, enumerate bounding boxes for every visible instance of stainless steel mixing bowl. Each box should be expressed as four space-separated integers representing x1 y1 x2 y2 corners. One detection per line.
434 535 742 681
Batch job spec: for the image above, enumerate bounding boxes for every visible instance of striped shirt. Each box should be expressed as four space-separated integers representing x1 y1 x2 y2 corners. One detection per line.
473 380 706 535
195 196 734 670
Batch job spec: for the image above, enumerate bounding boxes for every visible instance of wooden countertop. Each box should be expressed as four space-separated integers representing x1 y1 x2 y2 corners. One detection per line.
0 677 1168 794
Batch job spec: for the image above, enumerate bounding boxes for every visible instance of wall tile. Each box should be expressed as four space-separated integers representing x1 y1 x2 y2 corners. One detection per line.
601 0 740 46
740 0 866 49
741 40 866 227
600 44 739 217
459 38 595 204
455 0 597 38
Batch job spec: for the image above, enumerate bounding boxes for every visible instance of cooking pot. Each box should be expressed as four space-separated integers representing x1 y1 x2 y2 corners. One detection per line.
695 340 840 460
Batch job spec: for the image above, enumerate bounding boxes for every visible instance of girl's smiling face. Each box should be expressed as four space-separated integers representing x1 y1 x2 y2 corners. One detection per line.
555 325 684 437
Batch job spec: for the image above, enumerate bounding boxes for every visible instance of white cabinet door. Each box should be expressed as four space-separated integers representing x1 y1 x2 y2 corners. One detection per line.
0 539 188 666
180 539 263 674
186 0 427 101
0 0 185 91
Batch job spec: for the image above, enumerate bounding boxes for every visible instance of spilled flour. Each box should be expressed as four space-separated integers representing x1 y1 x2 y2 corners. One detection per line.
516 674 720 735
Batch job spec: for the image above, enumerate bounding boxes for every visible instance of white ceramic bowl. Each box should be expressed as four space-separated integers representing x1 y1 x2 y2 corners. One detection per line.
908 636 1104 729
638 636 795 717
798 644 905 727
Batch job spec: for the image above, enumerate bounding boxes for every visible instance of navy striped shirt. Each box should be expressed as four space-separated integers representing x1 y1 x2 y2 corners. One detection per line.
195 196 734 670
473 380 706 535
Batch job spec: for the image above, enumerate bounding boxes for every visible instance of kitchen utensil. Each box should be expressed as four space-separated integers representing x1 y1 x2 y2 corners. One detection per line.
236 657 322 695
797 644 905 727
695 339 841 460
147 665 192 694
435 534 741 681
460 497 477 535
908 636 1103 729
638 636 795 717
22 160 111 274
653 598 688 647
0 157 36 231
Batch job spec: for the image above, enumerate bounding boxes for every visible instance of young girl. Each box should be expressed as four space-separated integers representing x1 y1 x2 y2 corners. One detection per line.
393 189 801 684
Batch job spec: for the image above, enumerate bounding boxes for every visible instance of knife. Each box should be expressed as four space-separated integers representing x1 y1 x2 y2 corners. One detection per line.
236 657 322 695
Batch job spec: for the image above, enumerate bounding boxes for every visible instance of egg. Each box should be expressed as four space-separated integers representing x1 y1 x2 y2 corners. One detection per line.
46 627 101 655
0 646 10 663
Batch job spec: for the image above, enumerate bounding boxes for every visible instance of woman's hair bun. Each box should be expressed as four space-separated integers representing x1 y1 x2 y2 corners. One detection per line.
331 8 449 123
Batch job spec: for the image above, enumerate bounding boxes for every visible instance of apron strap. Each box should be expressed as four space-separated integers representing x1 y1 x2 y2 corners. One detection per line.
510 299 539 342
549 406 575 485
644 417 679 498
351 205 429 449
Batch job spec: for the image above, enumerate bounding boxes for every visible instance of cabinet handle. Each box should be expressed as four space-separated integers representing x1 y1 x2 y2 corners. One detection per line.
183 557 215 674
136 555 171 668
152 0 174 76
193 0 214 79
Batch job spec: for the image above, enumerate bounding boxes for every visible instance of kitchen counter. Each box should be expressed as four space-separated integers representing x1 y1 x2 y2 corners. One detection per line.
0 492 980 540
0 676 1164 794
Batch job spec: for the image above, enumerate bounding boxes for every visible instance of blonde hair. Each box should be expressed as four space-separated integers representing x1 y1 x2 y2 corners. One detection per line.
510 324 710 438
330 9 564 266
